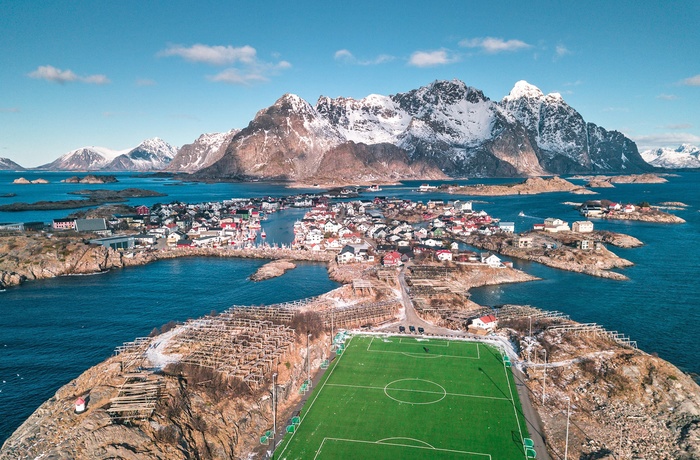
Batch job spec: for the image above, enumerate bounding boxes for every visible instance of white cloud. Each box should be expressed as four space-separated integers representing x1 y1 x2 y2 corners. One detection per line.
334 49 395 65
159 44 257 66
0 107 20 113
681 74 700 86
662 123 692 129
554 45 571 60
136 78 157 87
28 65 110 85
459 37 531 53
408 50 456 67
208 68 269 85
334 49 354 62
633 132 700 151
656 93 678 100
160 43 290 85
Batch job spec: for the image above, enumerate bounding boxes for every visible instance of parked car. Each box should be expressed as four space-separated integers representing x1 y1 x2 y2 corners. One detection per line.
399 325 406 333
418 327 425 334
409 325 416 333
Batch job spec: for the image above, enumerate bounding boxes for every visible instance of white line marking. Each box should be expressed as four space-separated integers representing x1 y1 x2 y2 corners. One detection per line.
278 335 353 459
324 383 511 401
315 437 492 459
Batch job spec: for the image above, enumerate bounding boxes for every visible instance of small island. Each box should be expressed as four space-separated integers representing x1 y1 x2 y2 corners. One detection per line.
12 177 49 184
579 199 686 223
446 176 596 196
573 173 669 187
0 188 166 211
249 259 296 281
62 175 119 184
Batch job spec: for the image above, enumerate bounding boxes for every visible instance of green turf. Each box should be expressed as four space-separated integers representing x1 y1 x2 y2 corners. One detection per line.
276 335 530 460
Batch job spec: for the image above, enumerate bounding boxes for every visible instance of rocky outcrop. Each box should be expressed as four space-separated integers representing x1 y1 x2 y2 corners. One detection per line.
446 176 595 196
503 314 700 459
62 175 119 184
0 327 332 459
459 232 633 280
249 259 296 281
12 177 48 184
0 235 156 289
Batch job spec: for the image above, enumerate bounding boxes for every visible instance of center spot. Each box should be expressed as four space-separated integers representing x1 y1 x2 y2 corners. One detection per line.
383 378 447 405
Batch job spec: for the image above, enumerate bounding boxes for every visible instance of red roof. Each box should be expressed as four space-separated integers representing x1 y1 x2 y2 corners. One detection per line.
76 397 85 404
479 314 497 324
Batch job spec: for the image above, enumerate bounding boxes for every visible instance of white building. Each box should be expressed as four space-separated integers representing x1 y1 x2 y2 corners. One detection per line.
572 221 594 233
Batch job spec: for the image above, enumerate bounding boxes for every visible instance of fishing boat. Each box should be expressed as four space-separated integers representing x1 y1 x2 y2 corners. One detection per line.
261 229 267 238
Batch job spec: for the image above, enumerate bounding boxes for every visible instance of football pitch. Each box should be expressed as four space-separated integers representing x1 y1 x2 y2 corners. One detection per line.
277 335 530 460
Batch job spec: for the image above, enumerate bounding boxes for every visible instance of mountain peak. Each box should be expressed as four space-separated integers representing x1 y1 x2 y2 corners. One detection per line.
273 93 313 113
504 80 545 100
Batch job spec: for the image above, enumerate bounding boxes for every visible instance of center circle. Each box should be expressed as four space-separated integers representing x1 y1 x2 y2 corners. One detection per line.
383 378 447 405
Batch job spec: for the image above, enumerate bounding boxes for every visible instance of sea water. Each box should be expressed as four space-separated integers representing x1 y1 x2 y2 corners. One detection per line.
1 171 699 443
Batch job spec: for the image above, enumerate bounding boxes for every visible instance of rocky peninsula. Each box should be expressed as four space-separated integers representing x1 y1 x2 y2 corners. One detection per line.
458 232 635 280
446 176 596 196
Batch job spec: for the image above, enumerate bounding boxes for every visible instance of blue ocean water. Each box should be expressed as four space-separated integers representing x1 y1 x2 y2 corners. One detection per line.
1 171 699 443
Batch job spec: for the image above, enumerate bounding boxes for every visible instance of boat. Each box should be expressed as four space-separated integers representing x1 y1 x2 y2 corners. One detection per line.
366 184 382 192
261 229 267 238
518 211 525 217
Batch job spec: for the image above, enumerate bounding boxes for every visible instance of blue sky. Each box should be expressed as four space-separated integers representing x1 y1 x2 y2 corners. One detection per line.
1 0 698 167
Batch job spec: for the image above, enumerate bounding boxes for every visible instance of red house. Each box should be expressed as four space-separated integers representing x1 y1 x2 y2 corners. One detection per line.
136 205 150 215
382 251 402 266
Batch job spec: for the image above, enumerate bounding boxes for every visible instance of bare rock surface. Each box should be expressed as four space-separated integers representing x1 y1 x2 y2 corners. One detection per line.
446 176 595 196
250 259 296 281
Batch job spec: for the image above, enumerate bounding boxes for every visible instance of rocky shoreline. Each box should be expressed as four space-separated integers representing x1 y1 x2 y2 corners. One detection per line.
459 232 635 280
0 188 166 212
0 234 334 289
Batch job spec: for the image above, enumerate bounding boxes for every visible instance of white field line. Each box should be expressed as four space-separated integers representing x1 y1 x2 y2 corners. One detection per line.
368 336 480 359
398 337 450 347
324 383 511 402
502 356 527 460
277 335 353 459
314 437 492 460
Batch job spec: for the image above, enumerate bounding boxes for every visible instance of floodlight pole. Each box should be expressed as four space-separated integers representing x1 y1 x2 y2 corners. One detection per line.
272 372 277 459
307 332 312 385
542 348 547 405
529 316 532 337
565 396 570 459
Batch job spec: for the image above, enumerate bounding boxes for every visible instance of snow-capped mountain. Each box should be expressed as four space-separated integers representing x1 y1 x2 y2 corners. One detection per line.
195 79 650 181
0 158 25 170
641 144 700 168
167 129 240 173
39 146 131 171
41 138 177 171
104 138 177 171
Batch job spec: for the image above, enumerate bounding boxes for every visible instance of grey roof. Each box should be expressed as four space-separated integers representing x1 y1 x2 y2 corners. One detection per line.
75 218 108 232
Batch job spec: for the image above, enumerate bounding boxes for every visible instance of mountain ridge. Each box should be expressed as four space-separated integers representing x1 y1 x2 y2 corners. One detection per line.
195 79 652 182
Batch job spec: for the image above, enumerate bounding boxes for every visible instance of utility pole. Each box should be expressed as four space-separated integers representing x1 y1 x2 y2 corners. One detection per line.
542 348 547 405
272 372 277 459
565 396 571 459
307 332 312 385
529 316 532 337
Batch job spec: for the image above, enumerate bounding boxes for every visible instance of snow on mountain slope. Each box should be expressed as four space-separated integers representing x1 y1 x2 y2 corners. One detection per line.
40 146 132 170
168 129 240 173
0 158 25 170
641 144 700 168
104 138 177 171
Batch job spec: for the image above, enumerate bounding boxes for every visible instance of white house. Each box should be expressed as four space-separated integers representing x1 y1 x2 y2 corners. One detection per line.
436 249 453 261
471 314 498 331
543 218 570 233
572 221 594 233
498 222 515 233
513 235 534 248
480 252 503 268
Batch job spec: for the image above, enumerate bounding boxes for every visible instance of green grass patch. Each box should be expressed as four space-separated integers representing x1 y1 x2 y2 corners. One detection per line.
277 335 530 460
